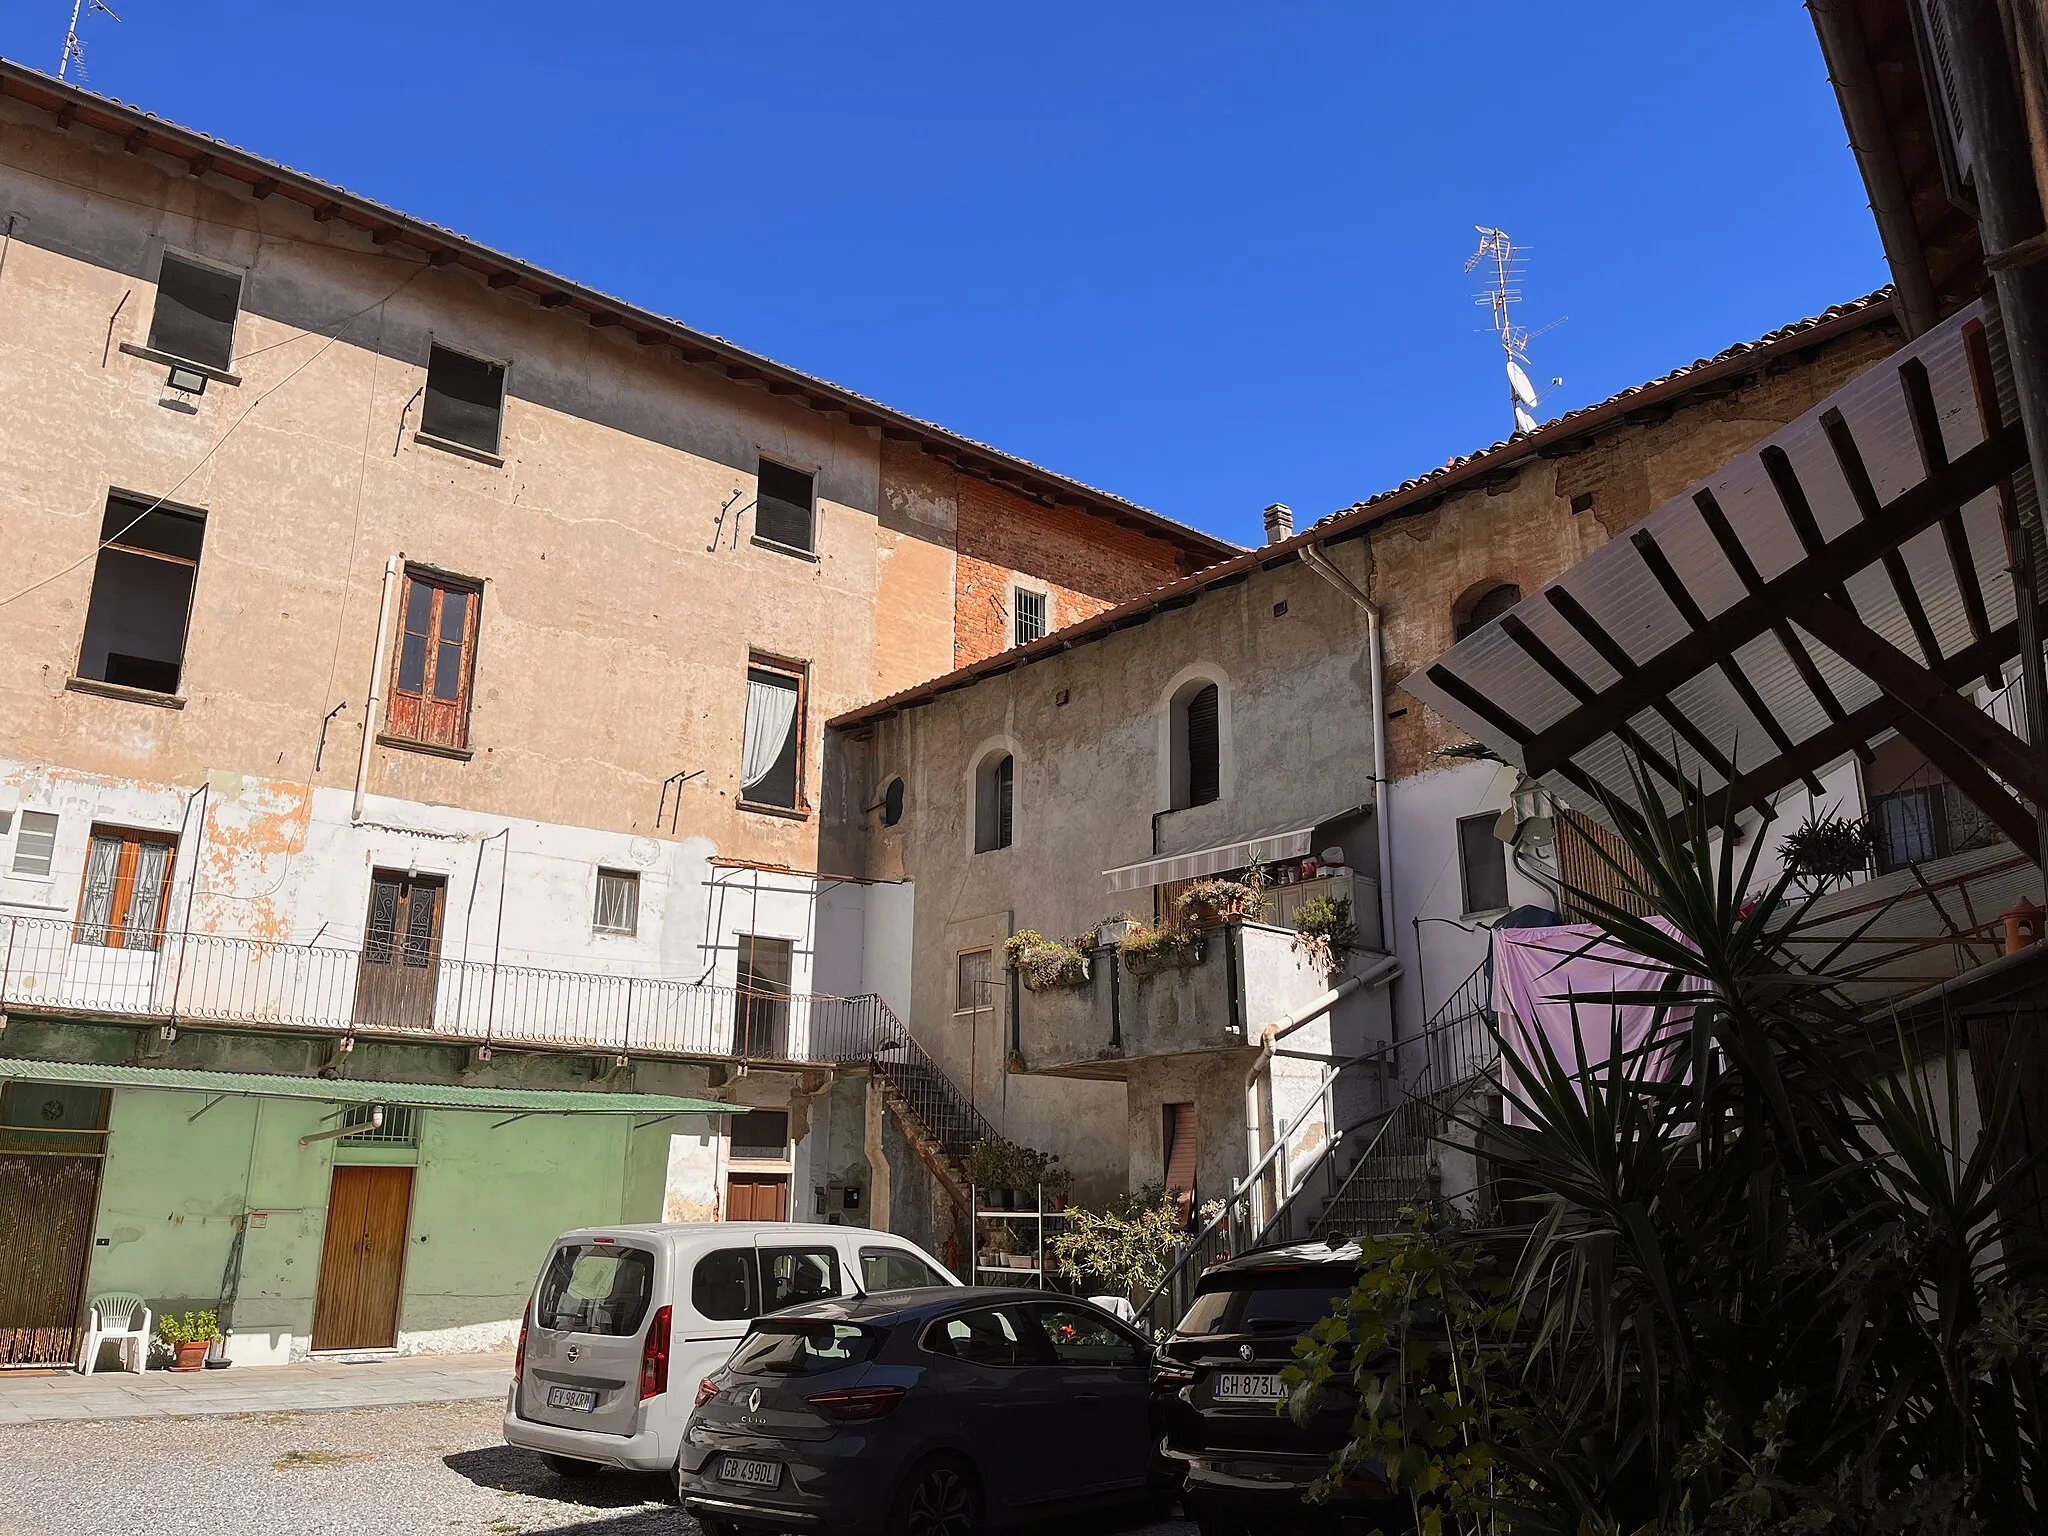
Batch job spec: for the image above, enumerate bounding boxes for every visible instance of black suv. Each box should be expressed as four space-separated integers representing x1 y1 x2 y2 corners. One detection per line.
1151 1242 1407 1536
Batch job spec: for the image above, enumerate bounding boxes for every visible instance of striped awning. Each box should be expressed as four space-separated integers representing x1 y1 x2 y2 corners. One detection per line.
1104 821 1329 894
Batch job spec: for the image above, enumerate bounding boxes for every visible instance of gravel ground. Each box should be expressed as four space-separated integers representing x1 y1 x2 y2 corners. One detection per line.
0 1399 1195 1536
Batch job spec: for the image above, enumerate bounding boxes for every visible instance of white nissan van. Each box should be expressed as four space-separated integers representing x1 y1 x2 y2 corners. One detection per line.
502 1222 958 1476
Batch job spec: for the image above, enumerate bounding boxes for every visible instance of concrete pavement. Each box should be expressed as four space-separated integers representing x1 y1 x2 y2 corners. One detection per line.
0 1350 513 1425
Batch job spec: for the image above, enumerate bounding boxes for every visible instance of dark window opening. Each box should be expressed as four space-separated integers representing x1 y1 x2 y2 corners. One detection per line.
78 493 205 696
755 459 816 554
148 252 241 372
1458 812 1510 914
731 1109 790 1158
742 664 804 809
1185 684 1220 807
386 569 480 750
734 935 793 1057
880 777 905 827
421 344 506 455
1013 588 1047 647
974 753 1014 853
1454 582 1522 641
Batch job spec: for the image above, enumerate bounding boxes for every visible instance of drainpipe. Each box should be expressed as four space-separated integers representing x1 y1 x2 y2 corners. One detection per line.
300 1105 380 1147
353 554 401 822
1299 545 1399 1005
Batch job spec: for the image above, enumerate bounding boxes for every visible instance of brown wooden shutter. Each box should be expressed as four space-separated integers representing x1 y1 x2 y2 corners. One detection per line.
1186 685 1220 806
1163 1102 1197 1222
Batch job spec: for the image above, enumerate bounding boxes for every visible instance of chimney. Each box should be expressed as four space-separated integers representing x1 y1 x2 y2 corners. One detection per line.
1262 503 1294 544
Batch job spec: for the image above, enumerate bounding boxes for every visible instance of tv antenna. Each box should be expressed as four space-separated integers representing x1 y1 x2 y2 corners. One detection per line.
59 0 121 82
1465 226 1563 436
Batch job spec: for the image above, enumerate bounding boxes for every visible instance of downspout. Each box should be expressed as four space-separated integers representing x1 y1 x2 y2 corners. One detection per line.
353 554 401 822
1299 544 1399 1006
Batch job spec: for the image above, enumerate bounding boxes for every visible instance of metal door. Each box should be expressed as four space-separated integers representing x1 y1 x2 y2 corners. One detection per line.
353 872 446 1032
0 1153 103 1367
310 1165 413 1351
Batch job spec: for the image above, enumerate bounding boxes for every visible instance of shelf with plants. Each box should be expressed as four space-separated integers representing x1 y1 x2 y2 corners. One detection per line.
964 1134 1076 1289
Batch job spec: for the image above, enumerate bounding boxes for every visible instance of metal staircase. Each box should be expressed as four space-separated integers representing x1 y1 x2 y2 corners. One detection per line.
832 995 994 1207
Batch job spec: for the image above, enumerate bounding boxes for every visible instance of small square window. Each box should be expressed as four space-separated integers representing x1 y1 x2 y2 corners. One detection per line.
594 869 639 934
12 811 58 877
754 459 816 554
148 251 241 373
956 948 994 1012
1013 588 1048 647
1457 812 1510 915
421 344 506 456
741 661 805 810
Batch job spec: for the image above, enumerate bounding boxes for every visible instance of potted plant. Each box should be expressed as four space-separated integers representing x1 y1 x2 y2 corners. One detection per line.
1178 866 1271 926
983 1221 1021 1268
158 1310 220 1372
1290 894 1359 973
1118 919 1203 978
1003 930 1092 991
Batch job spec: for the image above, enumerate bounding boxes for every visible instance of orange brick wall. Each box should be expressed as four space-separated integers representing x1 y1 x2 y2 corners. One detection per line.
952 478 1191 666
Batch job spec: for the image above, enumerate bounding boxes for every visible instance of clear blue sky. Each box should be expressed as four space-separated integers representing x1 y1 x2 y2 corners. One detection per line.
1 4 1887 548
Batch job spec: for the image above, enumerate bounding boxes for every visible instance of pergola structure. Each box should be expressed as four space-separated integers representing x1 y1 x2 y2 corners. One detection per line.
1407 298 2046 1002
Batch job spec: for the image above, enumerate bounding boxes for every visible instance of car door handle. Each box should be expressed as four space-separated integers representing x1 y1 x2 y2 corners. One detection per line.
1073 1392 1100 1402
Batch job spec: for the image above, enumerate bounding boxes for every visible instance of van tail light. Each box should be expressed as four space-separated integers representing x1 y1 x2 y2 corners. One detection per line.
640 1306 672 1400
695 1376 721 1410
514 1305 530 1383
806 1386 907 1422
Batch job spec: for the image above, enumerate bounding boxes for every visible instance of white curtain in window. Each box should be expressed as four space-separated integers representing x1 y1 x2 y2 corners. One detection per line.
127 840 169 946
79 835 121 944
741 675 799 792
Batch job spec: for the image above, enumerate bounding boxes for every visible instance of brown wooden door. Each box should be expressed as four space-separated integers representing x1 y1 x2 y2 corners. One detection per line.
311 1165 413 1351
726 1174 790 1222
353 872 446 1031
0 1154 103 1367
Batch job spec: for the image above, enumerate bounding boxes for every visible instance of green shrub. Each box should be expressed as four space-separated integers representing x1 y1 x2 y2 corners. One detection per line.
156 1310 220 1346
1003 929 1091 990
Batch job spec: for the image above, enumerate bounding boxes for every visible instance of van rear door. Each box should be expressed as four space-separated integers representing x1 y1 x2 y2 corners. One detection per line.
520 1237 663 1435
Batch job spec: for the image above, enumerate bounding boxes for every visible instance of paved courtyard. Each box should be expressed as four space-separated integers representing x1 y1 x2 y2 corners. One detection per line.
0 1397 1195 1536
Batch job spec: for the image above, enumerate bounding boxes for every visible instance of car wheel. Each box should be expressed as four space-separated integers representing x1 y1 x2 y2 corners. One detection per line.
890 1454 983 1536
541 1454 605 1479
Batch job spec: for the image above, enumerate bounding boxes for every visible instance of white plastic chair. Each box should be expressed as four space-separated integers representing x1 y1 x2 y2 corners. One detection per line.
80 1294 151 1376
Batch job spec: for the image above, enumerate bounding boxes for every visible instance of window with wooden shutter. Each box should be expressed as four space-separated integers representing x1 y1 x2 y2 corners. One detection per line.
74 828 177 950
1185 683 1220 807
1163 1102 1197 1223
956 948 994 1012
385 569 481 752
974 754 1014 853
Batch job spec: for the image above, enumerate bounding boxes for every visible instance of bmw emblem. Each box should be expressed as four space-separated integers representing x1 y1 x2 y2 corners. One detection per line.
565 1345 579 1363
1238 1343 1254 1361
746 1388 762 1413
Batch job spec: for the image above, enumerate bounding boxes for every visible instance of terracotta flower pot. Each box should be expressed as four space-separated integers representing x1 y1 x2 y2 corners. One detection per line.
171 1339 211 1372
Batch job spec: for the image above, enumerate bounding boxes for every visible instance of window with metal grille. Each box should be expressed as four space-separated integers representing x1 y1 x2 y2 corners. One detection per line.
1012 588 1047 647
420 343 506 456
387 569 481 751
12 811 57 877
75 828 177 951
1185 684 1220 807
974 754 1013 853
1454 582 1521 641
754 459 816 554
593 869 639 934
148 251 242 373
741 662 805 810
1457 812 1510 915
956 949 994 1012
340 1103 421 1146
77 492 206 697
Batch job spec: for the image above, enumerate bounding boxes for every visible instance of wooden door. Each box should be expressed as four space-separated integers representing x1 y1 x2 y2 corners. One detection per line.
726 1174 790 1222
311 1165 414 1351
353 872 446 1032
0 1154 103 1367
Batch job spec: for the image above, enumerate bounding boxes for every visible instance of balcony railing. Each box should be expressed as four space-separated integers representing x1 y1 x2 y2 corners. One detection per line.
0 915 885 1066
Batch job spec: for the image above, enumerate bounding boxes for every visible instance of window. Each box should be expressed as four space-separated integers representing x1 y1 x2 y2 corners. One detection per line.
338 1103 420 1146
956 948 994 1013
1013 587 1048 647
593 869 639 934
734 935 794 1057
1033 1304 1141 1367
420 343 506 456
1184 684 1220 807
386 568 480 751
1458 812 1510 914
729 1321 883 1376
76 492 205 696
148 251 241 372
861 1247 948 1293
692 1249 758 1321
761 1247 840 1309
1454 581 1522 641
1163 1102 1197 1217
730 1109 790 1160
754 458 816 554
880 777 905 827
75 828 177 951
741 662 805 810
537 1242 656 1337
11 811 57 877
921 1306 1042 1368
1174 1268 1358 1338
973 752 1014 853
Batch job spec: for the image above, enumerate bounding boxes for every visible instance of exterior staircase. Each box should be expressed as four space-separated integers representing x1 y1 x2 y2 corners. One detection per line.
832 996 992 1216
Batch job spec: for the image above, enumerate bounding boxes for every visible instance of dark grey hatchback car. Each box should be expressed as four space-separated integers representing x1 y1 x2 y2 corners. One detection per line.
676 1287 1158 1536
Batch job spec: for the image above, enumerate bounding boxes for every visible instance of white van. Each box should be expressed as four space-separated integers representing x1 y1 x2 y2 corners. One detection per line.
502 1222 958 1475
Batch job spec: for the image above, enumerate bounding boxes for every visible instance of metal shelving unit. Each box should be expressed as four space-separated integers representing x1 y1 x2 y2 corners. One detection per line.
968 1183 1069 1288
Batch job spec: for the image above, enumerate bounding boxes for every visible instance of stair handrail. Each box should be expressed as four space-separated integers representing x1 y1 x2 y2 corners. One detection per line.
834 992 1001 1157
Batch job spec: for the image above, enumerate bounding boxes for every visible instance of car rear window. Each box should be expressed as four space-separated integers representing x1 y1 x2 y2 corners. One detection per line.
538 1243 655 1337
1176 1266 1354 1337
728 1320 882 1377
860 1246 947 1293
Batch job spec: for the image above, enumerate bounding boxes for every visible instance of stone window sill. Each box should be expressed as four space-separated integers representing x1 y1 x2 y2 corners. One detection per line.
413 431 505 468
118 341 242 387
65 675 186 710
377 732 475 762
750 535 819 563
738 799 810 822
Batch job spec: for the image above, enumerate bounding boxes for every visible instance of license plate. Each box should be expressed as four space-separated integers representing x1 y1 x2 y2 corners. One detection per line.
547 1386 599 1412
1213 1371 1283 1402
720 1456 782 1489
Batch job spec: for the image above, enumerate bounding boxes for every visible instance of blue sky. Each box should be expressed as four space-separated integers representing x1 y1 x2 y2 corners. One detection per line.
1 4 1886 547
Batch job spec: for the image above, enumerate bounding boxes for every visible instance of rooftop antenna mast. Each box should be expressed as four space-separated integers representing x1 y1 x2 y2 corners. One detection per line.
59 0 121 82
1465 226 1562 437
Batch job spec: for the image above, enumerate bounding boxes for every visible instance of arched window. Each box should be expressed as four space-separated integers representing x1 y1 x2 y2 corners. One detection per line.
1184 684 1220 807
879 777 905 827
1164 671 1229 811
974 753 1014 853
1453 581 1521 641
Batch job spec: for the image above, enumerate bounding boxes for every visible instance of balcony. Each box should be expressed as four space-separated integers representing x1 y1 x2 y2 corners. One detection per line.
0 915 883 1066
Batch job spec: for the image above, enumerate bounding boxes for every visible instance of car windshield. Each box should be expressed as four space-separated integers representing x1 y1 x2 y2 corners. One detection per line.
1177 1267 1354 1337
537 1243 655 1337
728 1320 883 1376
